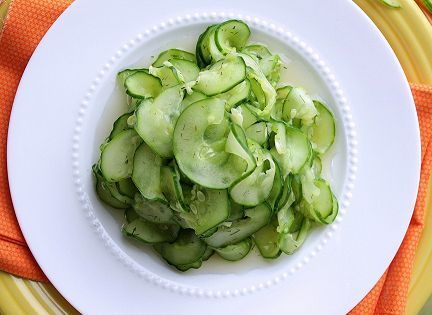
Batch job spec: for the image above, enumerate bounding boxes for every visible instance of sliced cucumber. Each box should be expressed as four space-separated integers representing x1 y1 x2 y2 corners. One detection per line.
279 218 311 255
245 66 277 117
202 246 214 261
152 49 196 67
132 143 165 201
118 69 139 87
133 194 174 224
239 103 260 128
230 149 276 206
179 186 229 235
228 201 245 221
254 216 281 259
270 126 311 176
100 129 142 182
124 207 139 223
282 87 317 125
117 178 137 199
135 84 184 157
302 179 338 224
169 58 200 82
312 155 322 177
124 71 162 99
309 101 336 154
173 98 252 189
194 56 246 96
180 91 206 111
214 238 252 261
195 28 209 68
245 122 268 146
277 175 293 211
158 229 207 265
242 44 271 59
268 121 287 154
199 25 225 65
276 86 293 100
109 112 132 140
122 218 179 244
175 259 202 272
215 20 250 53
217 80 251 110
204 203 271 247
266 161 283 210
225 124 256 173
149 64 181 88
93 165 130 208
260 55 281 85
160 164 188 212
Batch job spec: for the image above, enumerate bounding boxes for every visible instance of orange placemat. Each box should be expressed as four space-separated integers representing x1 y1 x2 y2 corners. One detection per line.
1 1 431 314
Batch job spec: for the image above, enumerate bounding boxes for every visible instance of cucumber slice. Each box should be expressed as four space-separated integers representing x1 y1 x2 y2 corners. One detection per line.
260 55 281 85
230 149 276 206
288 208 305 233
109 112 132 140
270 126 312 176
149 64 181 88
122 218 179 244
195 29 208 68
133 194 174 224
266 161 283 210
132 143 165 201
117 178 137 199
160 164 189 212
276 86 293 100
217 80 251 110
225 124 256 173
231 103 261 129
302 179 338 224
135 84 184 157
249 74 266 107
124 71 162 99
100 129 142 182
309 101 336 154
169 58 200 82
215 20 250 53
175 259 202 272
291 175 302 206
312 155 322 176
268 122 287 154
278 218 311 255
152 49 196 67
254 216 281 259
277 205 295 234
282 87 318 125
245 67 277 117
245 122 268 146
242 44 271 60
173 98 253 189
202 247 214 261
214 238 252 261
270 99 284 121
118 69 139 87
194 56 246 96
204 203 271 247
228 201 245 221
93 165 130 208
199 25 225 65
179 186 229 235
124 207 139 223
158 229 207 265
277 175 293 210
180 91 206 111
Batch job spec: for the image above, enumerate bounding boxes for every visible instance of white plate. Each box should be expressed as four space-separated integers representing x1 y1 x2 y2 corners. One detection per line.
7 0 420 314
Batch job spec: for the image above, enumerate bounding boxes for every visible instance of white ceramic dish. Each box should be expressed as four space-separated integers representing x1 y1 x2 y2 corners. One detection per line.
7 0 420 314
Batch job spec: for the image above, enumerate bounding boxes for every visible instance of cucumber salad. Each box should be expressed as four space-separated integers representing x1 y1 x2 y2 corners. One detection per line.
93 20 338 271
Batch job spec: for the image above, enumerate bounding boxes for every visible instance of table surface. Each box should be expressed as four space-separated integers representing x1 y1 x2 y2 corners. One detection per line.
0 0 431 314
